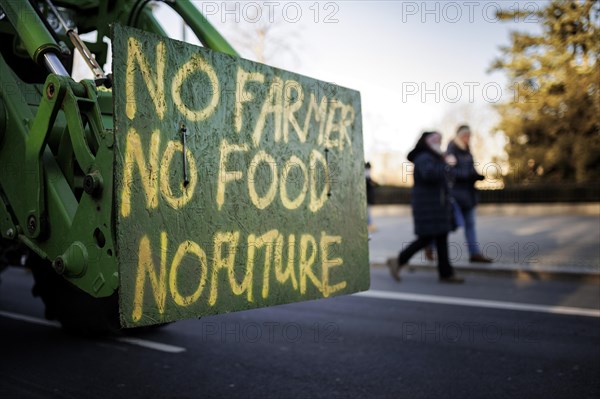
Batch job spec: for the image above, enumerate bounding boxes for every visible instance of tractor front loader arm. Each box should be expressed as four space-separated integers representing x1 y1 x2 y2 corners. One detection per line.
0 0 117 297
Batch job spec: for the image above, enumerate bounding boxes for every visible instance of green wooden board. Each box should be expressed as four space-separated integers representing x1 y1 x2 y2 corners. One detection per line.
112 24 369 327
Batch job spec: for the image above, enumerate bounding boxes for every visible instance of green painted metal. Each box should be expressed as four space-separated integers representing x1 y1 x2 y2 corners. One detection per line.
0 195 16 239
169 1 238 56
0 0 243 302
36 0 238 71
0 49 118 297
0 0 61 64
113 25 369 328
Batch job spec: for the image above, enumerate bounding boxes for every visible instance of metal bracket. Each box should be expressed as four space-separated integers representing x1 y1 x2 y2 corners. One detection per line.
23 75 67 238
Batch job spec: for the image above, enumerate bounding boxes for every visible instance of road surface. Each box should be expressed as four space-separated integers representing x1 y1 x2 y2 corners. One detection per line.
1 264 598 399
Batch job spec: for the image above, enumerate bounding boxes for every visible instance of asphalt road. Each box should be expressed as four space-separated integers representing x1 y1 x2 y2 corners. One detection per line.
1 265 599 399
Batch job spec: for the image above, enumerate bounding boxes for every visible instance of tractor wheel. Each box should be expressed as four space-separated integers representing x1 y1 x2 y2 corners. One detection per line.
28 253 121 336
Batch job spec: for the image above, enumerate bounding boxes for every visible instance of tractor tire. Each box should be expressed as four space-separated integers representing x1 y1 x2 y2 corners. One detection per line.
28 253 121 336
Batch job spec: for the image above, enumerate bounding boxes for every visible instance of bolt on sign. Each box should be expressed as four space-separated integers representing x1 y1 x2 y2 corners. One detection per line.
112 24 369 328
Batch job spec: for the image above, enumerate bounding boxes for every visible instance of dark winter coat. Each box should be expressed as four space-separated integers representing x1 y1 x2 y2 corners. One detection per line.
366 176 377 204
408 149 455 237
446 140 484 210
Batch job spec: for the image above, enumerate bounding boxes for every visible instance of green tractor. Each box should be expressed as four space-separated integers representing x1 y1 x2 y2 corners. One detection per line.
0 0 368 335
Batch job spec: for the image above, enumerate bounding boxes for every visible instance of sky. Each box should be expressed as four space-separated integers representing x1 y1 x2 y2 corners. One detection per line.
182 1 543 163
86 1 545 180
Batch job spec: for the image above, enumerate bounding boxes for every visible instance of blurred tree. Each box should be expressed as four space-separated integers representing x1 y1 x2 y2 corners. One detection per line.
219 8 302 69
491 0 600 183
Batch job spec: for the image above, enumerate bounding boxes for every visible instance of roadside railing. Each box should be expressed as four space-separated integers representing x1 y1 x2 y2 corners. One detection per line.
372 184 600 204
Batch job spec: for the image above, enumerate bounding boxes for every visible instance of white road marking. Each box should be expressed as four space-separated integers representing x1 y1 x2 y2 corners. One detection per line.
115 337 186 353
354 290 600 318
0 310 61 327
0 310 186 353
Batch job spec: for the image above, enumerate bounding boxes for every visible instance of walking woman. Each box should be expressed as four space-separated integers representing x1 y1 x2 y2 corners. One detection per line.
387 131 464 283
447 124 492 263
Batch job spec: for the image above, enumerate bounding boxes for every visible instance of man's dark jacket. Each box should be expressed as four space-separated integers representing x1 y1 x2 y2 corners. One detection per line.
446 140 484 210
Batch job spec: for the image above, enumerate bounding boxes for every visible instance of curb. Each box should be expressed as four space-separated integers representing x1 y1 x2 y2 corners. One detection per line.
371 203 600 217
370 261 600 283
